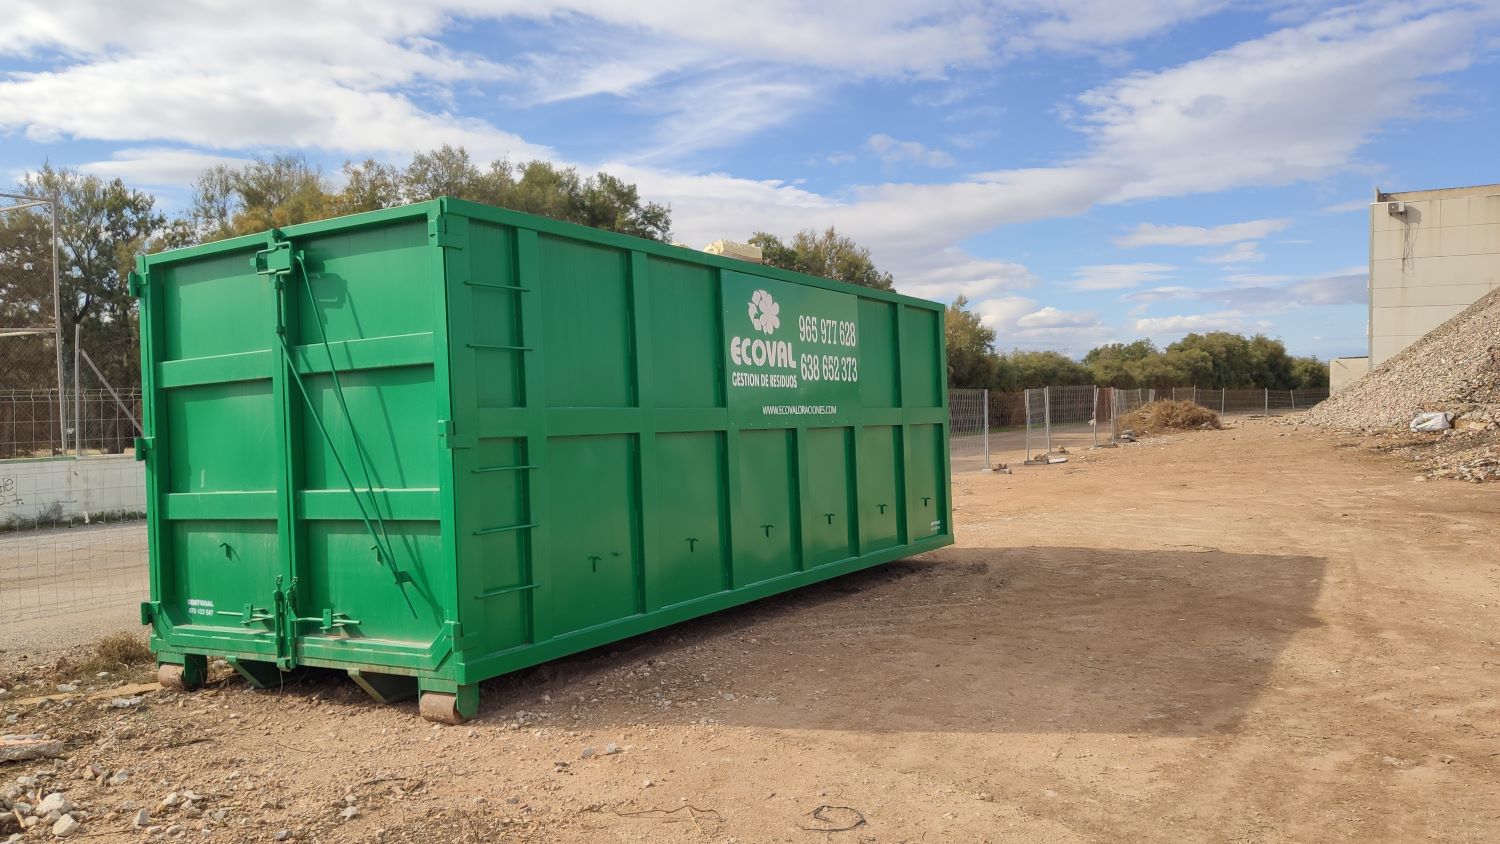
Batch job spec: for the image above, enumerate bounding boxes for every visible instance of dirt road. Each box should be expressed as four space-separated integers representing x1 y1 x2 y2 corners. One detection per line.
2 420 1497 842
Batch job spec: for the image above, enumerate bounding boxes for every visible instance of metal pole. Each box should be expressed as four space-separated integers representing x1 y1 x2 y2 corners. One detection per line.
1264 388 1269 416
72 323 81 458
1290 390 1297 412
1043 386 1052 455
79 347 143 434
981 388 990 471
50 197 66 456
1220 389 1226 417
1023 388 1032 461
1091 386 1099 447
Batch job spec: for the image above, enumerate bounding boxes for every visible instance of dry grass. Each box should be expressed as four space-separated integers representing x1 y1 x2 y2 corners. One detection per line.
74 632 153 675
1120 399 1223 435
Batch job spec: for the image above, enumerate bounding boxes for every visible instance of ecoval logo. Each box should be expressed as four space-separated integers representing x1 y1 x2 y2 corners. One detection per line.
747 289 780 335
730 288 796 372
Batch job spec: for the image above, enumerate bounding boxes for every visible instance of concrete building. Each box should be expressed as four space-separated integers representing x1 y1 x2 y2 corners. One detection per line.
1368 183 1500 367
1329 356 1370 394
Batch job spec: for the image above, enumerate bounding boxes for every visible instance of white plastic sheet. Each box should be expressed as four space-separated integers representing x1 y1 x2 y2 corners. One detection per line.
1410 412 1453 432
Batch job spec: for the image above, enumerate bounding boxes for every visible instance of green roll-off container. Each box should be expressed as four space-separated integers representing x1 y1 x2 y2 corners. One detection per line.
133 198 953 722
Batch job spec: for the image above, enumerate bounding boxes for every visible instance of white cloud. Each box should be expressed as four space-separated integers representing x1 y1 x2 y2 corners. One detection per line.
866 134 956 168
1124 267 1368 312
1003 0 1230 53
973 295 1115 352
898 256 1037 302
76 147 254 186
1134 311 1260 334
1074 3 1492 202
1320 198 1373 213
1114 218 1289 247
1071 263 1177 291
1199 242 1264 264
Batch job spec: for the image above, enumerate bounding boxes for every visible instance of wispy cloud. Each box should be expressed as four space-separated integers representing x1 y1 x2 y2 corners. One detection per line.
866 134 956 168
1071 263 1177 290
1199 241 1265 264
1114 218 1289 247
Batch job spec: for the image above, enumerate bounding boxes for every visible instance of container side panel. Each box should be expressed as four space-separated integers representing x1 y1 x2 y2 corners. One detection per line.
165 381 276 494
302 520 446 643
161 250 269 361
298 368 438 492
547 434 641 633
468 223 523 408
900 305 942 408
734 429 799 584
466 437 531 653
653 432 729 605
858 425 902 551
857 299 900 407
646 257 723 408
296 222 432 343
539 236 634 408
905 423 946 541
803 427 856 566
166 520 279 629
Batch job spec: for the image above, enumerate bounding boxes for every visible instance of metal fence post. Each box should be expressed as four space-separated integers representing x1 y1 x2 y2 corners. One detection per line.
981 388 991 470
1091 386 1099 447
1043 386 1052 455
1290 390 1297 412
1023 388 1032 462
1220 389 1226 416
1264 388 1269 416
72 323 81 459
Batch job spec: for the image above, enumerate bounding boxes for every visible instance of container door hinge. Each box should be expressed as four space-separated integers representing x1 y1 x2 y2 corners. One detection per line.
133 436 153 461
429 214 469 250
127 271 148 298
438 419 474 449
251 240 295 276
139 601 159 626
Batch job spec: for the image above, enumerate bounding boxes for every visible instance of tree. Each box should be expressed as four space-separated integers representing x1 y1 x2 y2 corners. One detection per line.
335 159 404 214
1084 339 1157 388
750 227 895 291
7 165 164 390
1290 356 1329 389
1003 350 1095 390
172 146 674 247
945 296 998 388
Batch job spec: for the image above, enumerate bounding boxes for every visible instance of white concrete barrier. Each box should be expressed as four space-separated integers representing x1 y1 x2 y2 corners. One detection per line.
0 455 145 526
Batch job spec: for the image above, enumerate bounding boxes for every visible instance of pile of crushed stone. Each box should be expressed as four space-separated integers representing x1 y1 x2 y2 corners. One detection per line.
1304 286 1500 432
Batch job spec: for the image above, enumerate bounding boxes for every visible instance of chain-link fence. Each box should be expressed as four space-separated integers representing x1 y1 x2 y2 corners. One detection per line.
952 385 1330 470
949 388 992 472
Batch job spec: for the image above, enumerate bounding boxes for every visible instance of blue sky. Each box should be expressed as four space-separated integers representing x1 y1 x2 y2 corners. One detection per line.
2 1 1498 359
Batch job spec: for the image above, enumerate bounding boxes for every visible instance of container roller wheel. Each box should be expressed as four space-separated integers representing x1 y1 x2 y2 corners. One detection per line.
158 663 202 692
419 692 466 725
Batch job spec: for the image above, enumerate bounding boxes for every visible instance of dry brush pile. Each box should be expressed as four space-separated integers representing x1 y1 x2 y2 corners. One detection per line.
1119 399 1222 435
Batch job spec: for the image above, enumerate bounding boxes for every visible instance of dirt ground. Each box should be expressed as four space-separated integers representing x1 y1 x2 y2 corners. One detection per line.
2 419 1498 842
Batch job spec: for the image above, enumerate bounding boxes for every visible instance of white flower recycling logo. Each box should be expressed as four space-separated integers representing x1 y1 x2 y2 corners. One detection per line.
747 289 780 335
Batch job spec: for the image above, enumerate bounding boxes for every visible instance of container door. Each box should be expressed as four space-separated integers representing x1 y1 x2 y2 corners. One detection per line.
803 427 855 566
654 432 728 606
151 249 283 653
548 435 641 634
278 217 453 668
735 429 799 584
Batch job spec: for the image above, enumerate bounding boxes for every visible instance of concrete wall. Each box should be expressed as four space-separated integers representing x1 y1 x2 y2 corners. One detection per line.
1369 185 1500 366
1329 356 1369 393
0 455 145 526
